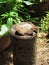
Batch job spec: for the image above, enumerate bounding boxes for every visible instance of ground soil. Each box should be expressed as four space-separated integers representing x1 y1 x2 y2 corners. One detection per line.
36 32 49 65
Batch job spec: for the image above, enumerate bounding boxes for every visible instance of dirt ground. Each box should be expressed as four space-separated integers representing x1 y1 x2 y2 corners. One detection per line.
36 32 49 65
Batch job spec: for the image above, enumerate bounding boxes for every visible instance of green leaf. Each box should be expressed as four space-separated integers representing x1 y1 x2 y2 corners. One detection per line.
24 1 34 5
1 13 9 18
7 17 13 30
0 0 7 3
40 0 43 2
33 18 39 20
0 0 14 3
16 0 23 2
0 24 8 37
10 12 18 17
13 19 18 24
32 18 39 22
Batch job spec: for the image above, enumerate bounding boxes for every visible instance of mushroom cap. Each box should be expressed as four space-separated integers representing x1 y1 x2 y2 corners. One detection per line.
11 22 39 36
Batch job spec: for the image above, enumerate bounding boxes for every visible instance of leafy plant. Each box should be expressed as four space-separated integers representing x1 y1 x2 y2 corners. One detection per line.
0 11 21 37
40 11 49 33
13 0 40 22
0 0 44 37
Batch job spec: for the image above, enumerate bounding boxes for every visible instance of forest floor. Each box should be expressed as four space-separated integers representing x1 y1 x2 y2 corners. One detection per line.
36 32 49 65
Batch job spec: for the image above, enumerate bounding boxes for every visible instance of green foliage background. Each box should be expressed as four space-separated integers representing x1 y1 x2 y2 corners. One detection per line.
0 0 43 37
40 11 49 33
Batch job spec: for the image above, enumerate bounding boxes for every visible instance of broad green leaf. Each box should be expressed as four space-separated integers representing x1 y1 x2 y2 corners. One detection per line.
0 24 8 37
7 17 13 30
24 1 34 5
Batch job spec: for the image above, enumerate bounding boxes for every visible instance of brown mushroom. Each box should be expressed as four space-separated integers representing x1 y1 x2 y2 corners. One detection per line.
10 22 39 36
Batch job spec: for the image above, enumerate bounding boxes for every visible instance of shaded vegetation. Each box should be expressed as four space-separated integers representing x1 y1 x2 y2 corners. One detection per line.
0 0 48 37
